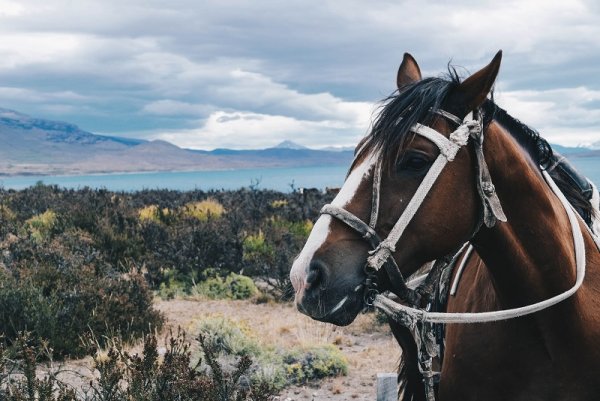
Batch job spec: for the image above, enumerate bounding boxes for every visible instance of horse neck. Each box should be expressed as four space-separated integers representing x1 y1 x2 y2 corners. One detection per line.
470 122 579 307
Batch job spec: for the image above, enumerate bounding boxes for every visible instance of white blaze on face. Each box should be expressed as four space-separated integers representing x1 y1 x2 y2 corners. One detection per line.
290 151 378 293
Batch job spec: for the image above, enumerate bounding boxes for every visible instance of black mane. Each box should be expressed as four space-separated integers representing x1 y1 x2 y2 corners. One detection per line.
482 99 594 223
359 70 593 222
480 99 554 168
357 73 460 170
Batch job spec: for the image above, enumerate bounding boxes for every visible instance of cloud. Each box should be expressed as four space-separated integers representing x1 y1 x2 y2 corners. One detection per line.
496 86 600 146
0 0 598 148
153 109 367 150
142 100 213 117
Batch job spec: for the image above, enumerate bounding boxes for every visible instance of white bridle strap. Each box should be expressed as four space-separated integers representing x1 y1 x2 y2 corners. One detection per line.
367 154 449 271
369 157 383 228
411 123 468 161
374 169 587 324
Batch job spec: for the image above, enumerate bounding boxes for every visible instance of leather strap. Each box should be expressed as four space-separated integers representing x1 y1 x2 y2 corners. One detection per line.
470 127 507 227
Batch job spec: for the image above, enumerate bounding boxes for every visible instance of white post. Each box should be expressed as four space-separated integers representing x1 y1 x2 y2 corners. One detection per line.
376 372 398 401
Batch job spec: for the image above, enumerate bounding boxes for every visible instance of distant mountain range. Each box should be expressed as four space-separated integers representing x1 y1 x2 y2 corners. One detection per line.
0 107 597 176
0 108 353 176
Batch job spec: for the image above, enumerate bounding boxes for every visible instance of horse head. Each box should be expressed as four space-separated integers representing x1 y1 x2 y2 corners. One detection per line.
290 51 503 325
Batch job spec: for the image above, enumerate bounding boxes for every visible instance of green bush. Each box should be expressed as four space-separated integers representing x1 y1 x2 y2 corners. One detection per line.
24 209 58 242
282 345 348 383
196 316 348 390
195 273 259 300
0 234 163 358
196 316 261 357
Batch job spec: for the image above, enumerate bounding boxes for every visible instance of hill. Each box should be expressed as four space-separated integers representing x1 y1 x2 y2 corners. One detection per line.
0 108 353 175
0 107 597 176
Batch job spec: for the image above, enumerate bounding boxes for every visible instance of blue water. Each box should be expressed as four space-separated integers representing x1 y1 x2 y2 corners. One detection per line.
0 165 349 192
0 157 597 193
568 157 600 188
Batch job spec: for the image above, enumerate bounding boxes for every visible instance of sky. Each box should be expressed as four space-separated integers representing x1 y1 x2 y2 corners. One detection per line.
0 0 599 150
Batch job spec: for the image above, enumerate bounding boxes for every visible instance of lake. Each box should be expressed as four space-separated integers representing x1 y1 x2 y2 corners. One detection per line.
0 157 598 192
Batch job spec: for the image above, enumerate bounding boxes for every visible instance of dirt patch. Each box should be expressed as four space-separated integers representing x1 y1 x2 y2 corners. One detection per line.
154 298 401 401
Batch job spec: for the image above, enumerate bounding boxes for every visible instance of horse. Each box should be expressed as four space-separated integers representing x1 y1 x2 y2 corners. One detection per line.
290 51 600 400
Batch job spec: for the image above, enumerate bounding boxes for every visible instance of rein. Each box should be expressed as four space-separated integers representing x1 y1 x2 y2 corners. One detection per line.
319 108 592 401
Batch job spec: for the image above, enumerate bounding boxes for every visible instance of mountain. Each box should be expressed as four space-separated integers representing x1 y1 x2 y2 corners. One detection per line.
273 140 308 150
552 143 600 158
1 107 597 176
0 108 353 176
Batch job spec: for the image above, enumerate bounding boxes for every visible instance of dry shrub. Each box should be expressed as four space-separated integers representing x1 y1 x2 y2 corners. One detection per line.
182 199 225 221
0 330 278 401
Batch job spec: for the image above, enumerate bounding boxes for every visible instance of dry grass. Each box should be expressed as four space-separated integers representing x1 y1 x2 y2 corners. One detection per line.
138 204 172 222
182 199 225 220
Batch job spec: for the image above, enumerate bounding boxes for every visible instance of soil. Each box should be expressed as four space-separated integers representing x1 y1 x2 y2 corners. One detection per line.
154 298 401 401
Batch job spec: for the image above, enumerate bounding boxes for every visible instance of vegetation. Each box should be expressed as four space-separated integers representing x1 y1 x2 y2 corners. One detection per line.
0 184 333 301
0 330 278 401
196 316 348 390
0 183 340 397
0 318 348 400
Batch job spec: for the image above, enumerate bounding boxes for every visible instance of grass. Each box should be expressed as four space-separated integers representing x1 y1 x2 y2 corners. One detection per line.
182 199 225 221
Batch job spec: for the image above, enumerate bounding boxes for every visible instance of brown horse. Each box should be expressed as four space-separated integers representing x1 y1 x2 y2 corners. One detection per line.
290 51 600 400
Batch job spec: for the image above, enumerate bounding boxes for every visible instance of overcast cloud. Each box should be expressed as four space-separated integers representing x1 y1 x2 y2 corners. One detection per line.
0 0 598 149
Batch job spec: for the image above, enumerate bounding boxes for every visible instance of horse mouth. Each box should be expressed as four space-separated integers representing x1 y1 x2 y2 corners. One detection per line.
297 290 363 326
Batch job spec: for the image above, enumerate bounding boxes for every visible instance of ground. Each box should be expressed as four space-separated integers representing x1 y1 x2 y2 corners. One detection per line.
57 297 401 401
154 298 401 401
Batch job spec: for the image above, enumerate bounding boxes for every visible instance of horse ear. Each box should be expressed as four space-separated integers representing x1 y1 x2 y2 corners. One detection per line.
397 53 422 89
448 50 502 116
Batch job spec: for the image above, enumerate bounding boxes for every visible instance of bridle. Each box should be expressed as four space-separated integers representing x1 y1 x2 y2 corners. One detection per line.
319 107 592 401
320 108 507 306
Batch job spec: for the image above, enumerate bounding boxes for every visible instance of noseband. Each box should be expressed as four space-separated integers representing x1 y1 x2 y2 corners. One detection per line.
320 108 506 306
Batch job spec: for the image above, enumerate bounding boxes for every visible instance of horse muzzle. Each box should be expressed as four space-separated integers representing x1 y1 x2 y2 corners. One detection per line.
293 259 364 326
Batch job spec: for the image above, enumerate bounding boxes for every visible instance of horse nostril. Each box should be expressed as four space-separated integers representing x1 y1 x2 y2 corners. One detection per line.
306 259 328 290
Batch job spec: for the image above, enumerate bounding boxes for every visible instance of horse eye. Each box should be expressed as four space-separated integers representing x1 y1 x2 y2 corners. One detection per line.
398 153 431 172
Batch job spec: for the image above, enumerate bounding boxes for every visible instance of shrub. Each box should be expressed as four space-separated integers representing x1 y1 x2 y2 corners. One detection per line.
0 333 78 401
24 209 58 242
139 205 172 223
0 184 337 300
195 273 260 300
196 316 348 390
0 204 16 221
282 345 348 383
0 235 163 358
0 330 278 401
138 204 160 222
182 199 225 221
158 272 259 301
196 316 260 357
270 199 288 208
